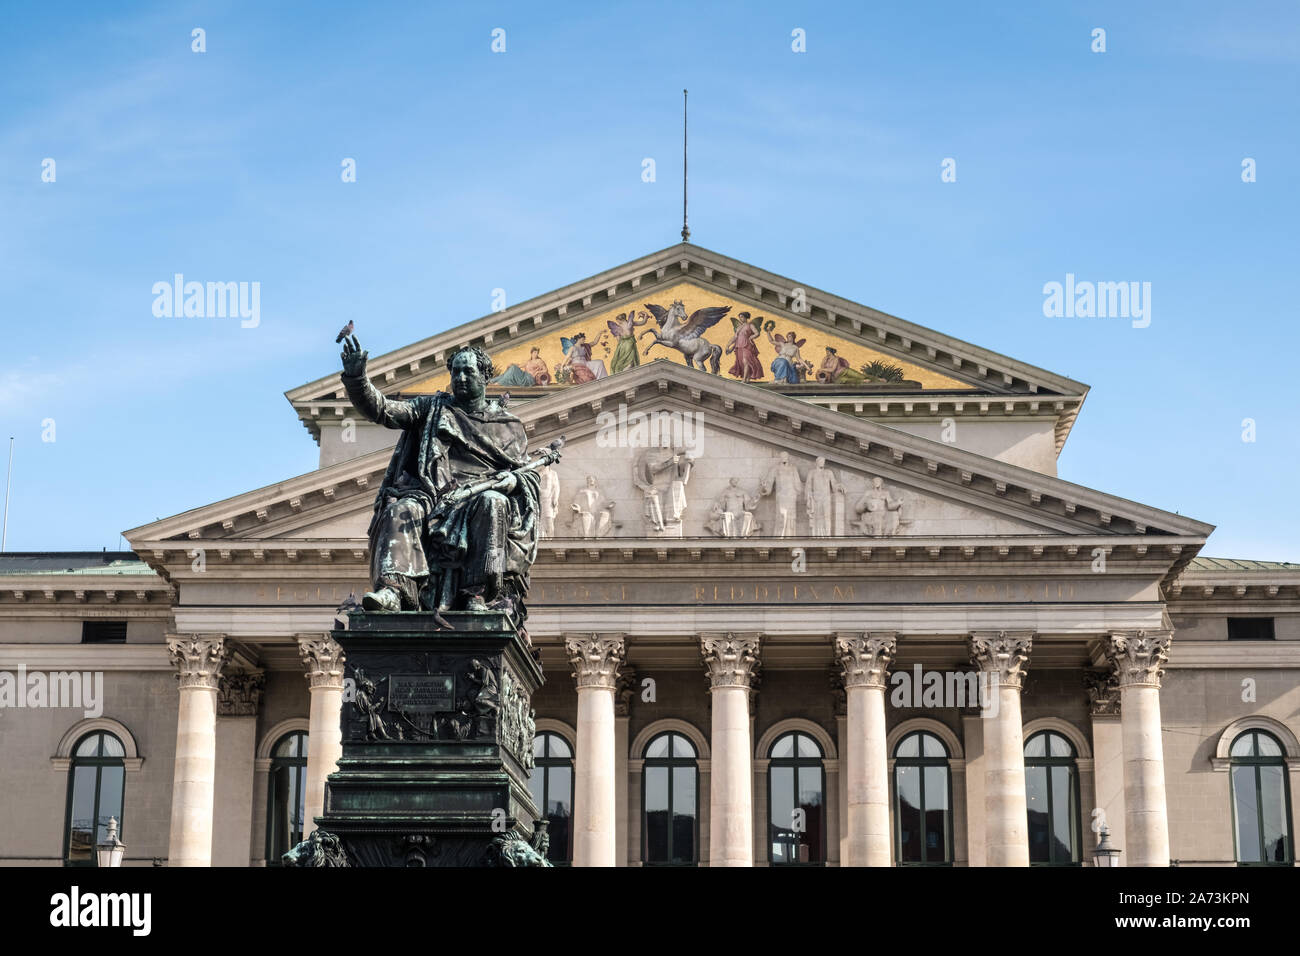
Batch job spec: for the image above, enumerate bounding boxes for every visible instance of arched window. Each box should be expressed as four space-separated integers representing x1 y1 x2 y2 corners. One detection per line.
768 731 825 865
894 731 951 865
643 732 698 865
1230 730 1293 866
528 731 573 864
1024 730 1080 865
64 731 125 866
266 731 308 866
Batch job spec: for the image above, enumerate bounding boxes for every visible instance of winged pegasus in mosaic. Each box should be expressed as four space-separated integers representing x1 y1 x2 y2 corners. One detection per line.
639 299 730 373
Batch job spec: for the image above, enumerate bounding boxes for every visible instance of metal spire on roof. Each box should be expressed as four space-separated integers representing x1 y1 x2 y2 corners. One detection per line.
681 89 690 243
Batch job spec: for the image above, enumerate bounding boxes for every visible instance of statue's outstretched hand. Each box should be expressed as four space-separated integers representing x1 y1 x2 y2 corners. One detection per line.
341 335 368 377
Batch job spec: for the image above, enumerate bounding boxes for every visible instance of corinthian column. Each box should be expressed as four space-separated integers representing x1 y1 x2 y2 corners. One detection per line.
836 632 895 866
701 632 761 867
969 631 1033 867
166 634 229 867
565 633 625 867
1103 631 1172 867
297 634 345 836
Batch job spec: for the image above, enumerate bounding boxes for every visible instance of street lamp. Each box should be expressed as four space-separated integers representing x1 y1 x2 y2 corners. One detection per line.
96 817 125 868
1092 824 1121 868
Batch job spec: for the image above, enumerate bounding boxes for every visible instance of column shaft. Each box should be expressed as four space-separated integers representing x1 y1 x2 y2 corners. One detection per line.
1121 683 1170 865
1105 631 1172 867
702 633 760 867
984 684 1029 866
710 685 753 865
574 684 617 865
837 632 895 867
566 634 625 867
970 631 1032 867
298 635 345 835
166 635 228 867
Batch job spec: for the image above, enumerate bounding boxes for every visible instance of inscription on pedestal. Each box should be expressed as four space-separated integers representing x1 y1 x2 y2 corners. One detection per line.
389 674 455 713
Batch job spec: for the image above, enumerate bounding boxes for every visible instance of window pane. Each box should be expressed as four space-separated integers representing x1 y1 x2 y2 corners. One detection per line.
671 734 696 759
96 766 125 846
76 734 101 757
646 735 670 759
923 765 948 862
1026 765 1049 863
100 734 125 758
798 766 824 863
797 734 821 759
546 766 572 863
1230 734 1255 758
550 735 572 759
1232 766 1261 863
896 766 922 862
672 769 696 863
771 734 794 759
274 734 298 758
67 765 98 862
1258 766 1290 863
1050 766 1076 862
527 764 545 810
291 767 306 840
770 766 795 864
1255 733 1283 758
1025 734 1046 758
645 766 669 862
270 765 291 861
533 734 547 758
895 734 919 759
922 733 946 758
1049 733 1073 758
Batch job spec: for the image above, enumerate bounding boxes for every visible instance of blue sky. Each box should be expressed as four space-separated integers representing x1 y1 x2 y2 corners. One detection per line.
1 1 1297 558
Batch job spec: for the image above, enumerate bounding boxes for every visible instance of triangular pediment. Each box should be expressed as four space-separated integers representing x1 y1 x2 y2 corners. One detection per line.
133 361 1209 563
404 279 974 395
285 244 1091 451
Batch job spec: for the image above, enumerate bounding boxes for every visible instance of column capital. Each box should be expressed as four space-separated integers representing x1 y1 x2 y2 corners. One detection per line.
1084 668 1121 717
1102 630 1172 688
167 633 228 689
217 670 265 716
565 633 626 690
296 633 346 690
835 631 896 689
700 632 761 690
968 630 1033 689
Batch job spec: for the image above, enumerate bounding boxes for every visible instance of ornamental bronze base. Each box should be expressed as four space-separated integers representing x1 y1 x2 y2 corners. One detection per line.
288 610 550 867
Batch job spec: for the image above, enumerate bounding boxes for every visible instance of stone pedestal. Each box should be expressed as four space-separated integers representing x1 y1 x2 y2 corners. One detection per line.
304 611 546 867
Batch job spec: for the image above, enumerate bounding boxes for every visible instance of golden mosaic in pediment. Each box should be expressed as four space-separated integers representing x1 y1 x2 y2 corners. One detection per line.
406 282 973 394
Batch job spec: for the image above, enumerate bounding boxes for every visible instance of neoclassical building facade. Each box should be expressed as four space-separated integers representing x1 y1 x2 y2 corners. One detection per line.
1 244 1296 867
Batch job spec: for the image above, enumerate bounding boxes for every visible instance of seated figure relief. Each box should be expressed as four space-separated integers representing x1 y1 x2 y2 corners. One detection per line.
854 476 909 536
570 475 615 538
708 477 761 538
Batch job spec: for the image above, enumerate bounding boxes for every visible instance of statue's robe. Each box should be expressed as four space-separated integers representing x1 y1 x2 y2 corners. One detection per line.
341 373 541 615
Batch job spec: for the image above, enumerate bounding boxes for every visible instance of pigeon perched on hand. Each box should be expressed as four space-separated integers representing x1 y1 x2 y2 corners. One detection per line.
334 320 355 344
